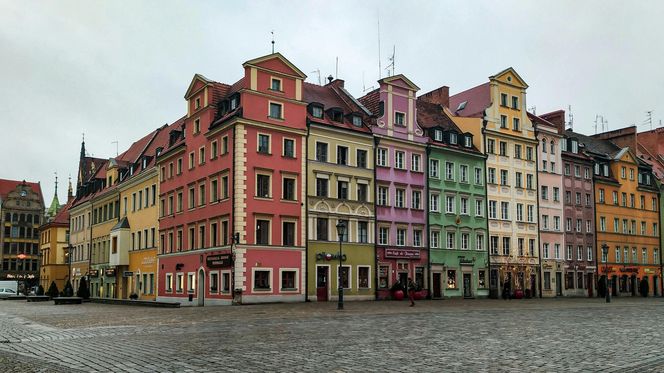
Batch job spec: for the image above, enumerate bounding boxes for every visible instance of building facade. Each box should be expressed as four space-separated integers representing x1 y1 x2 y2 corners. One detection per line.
39 182 73 292
418 95 488 299
0 179 44 292
450 68 539 298
360 75 429 299
304 80 375 302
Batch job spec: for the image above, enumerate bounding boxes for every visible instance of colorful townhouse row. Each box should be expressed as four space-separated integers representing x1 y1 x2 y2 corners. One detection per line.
42 52 664 305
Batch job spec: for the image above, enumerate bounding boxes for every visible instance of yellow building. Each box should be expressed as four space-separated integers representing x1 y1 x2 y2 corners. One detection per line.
450 68 540 298
39 193 73 292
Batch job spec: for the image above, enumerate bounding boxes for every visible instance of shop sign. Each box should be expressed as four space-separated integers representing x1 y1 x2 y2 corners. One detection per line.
89 269 99 277
141 256 156 266
459 257 475 265
207 254 232 268
645 268 654 274
623 267 639 273
385 248 420 259
105 268 116 277
316 252 347 261
123 271 133 278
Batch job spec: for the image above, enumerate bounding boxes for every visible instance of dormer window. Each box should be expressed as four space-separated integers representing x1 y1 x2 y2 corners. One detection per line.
230 95 239 110
130 165 134 176
352 115 362 127
394 112 405 126
142 157 148 169
434 130 443 141
603 164 609 176
449 133 458 145
464 136 472 148
312 106 323 118
329 109 343 122
561 138 568 152
270 78 282 92
571 139 578 153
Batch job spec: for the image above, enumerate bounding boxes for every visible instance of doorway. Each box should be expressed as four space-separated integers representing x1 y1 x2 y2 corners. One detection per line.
655 276 659 296
530 274 537 298
555 272 563 296
631 275 637 296
197 269 205 306
433 273 442 298
463 273 472 298
587 273 594 298
398 272 408 288
316 266 329 301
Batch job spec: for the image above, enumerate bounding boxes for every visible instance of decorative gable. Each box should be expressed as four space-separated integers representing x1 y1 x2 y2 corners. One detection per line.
242 52 307 79
491 67 528 89
184 74 212 100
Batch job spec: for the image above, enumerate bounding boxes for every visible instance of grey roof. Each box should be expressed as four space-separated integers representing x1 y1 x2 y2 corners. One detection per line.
111 217 130 231
566 130 621 158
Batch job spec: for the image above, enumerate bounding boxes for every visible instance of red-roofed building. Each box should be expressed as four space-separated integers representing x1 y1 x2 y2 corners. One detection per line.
39 187 74 292
0 178 44 290
157 53 308 305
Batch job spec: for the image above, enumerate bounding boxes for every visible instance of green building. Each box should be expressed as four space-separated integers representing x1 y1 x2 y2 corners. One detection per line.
417 98 489 298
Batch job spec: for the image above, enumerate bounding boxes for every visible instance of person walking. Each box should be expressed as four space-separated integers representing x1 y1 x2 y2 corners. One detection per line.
407 277 417 307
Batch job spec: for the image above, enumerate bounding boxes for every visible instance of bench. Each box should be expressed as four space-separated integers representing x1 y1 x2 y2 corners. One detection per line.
53 297 83 305
27 296 51 302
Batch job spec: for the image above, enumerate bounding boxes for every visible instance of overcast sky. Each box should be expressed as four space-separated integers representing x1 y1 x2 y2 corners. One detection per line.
2 1 663 205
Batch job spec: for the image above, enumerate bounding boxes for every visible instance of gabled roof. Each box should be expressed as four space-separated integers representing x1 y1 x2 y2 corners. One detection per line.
448 82 490 118
111 216 130 231
490 67 528 88
571 131 621 158
49 197 74 226
303 82 371 134
379 74 420 91
358 88 379 116
0 179 42 201
184 74 213 99
416 100 458 131
242 52 307 79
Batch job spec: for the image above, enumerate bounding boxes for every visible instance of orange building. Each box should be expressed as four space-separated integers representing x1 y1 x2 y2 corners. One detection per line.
579 133 660 296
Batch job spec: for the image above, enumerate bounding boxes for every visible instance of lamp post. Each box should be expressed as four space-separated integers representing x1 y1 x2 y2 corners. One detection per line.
602 244 610 303
336 221 346 310
66 245 73 285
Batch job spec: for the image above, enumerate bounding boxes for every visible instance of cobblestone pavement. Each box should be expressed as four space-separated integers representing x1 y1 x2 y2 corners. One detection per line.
1 297 664 372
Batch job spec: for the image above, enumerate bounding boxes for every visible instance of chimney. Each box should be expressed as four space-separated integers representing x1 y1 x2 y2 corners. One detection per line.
420 86 449 108
541 110 566 134
326 78 345 88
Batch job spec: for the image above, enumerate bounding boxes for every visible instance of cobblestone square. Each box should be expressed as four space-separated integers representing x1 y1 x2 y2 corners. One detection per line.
1 298 664 372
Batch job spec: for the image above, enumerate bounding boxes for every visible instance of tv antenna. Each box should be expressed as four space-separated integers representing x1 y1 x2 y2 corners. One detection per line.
377 11 382 79
645 110 653 130
385 45 395 76
567 105 573 130
271 30 275 54
111 141 118 156
528 106 536 115
362 72 375 93
311 69 321 85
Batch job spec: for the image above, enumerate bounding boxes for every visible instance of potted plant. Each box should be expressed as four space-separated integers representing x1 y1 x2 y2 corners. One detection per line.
390 280 405 300
129 293 139 300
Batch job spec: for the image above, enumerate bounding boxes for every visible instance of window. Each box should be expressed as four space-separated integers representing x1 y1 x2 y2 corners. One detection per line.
500 115 507 128
511 96 519 109
460 197 468 215
254 270 271 290
316 177 328 197
543 243 549 259
358 222 368 243
397 229 406 246
280 270 296 291
642 248 648 264
413 230 422 247
460 165 468 183
490 236 499 255
527 205 534 222
395 189 405 208
600 217 606 232
584 167 590 179
500 202 509 220
599 189 605 203
337 180 349 200
541 186 548 200
542 215 549 230
312 106 323 118
176 273 183 293
487 139 495 154
514 144 522 159
357 149 368 168
499 141 507 156
430 194 440 212
412 190 421 209
502 237 510 255
474 168 482 184
476 234 484 251
198 184 206 206
394 112 405 126
446 195 455 213
542 139 547 153
500 93 508 106
512 117 520 131
430 231 440 248
461 233 470 250
488 200 497 219
500 170 508 186
575 192 581 205
526 147 533 161
375 148 388 167
612 191 618 205
256 220 270 245
449 133 458 144
526 174 534 189
585 193 591 206
209 272 219 293
282 222 295 246
339 266 350 289
378 186 388 206
630 168 635 180
316 142 328 162
165 274 173 292
358 184 368 203
446 232 455 249
429 159 439 178
395 151 405 169
256 174 271 198
586 220 592 233
270 78 281 91
352 115 362 127
529 239 536 256
316 218 328 241
258 134 270 154
379 227 389 245
411 154 421 172
464 136 472 148
488 168 496 184
337 146 349 165
358 267 370 289
222 136 228 155
269 102 282 119
283 138 295 158
516 203 523 221
446 162 454 180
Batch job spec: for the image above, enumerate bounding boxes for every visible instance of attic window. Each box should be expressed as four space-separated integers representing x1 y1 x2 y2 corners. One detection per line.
230 96 239 110
464 136 472 148
142 158 148 169
434 130 443 141
352 115 362 127
270 78 282 92
449 133 457 145
571 139 578 153
456 101 467 112
312 106 323 119
330 110 343 122
195 97 201 110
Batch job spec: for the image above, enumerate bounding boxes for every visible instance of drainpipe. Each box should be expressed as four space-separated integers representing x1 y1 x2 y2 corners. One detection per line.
535 131 543 298
425 143 431 299
304 120 310 302
592 167 599 297
231 123 237 304
373 136 380 300
481 116 493 298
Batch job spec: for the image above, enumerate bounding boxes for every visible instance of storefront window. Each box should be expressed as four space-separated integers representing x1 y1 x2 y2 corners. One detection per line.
544 272 551 290
415 267 424 289
478 270 486 288
565 272 574 289
165 273 173 292
281 271 296 290
210 272 218 293
577 272 584 289
339 266 350 289
254 270 270 290
490 269 498 289
222 273 230 292
358 267 370 288
447 270 457 289
378 266 389 289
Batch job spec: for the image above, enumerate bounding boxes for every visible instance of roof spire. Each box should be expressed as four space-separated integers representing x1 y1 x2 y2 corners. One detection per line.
68 175 73 199
46 172 61 219
80 133 86 159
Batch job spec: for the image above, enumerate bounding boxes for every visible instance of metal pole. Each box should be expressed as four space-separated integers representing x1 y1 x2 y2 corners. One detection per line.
338 236 344 310
604 245 610 303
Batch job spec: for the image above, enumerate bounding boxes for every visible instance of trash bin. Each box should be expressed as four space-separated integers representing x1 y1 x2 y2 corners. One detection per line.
233 289 242 305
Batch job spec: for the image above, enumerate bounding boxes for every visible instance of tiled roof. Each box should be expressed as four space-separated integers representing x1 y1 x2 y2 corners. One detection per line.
568 130 621 158
357 88 379 116
416 100 458 131
0 179 42 200
303 82 372 134
50 197 74 225
448 82 490 118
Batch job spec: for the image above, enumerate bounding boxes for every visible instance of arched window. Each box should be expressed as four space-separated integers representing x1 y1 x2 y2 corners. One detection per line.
19 214 25 222
550 140 555 154
542 138 547 153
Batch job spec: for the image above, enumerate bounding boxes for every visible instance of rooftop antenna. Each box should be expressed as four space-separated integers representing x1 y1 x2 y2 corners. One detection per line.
377 11 382 79
310 69 321 85
335 57 339 80
594 115 599 134
362 72 375 93
271 30 275 54
111 140 118 157
385 45 395 76
646 110 653 130
567 105 573 130
528 106 536 115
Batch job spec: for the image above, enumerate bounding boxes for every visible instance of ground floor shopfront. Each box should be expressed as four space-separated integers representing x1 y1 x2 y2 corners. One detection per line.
89 265 124 299
541 260 565 297
157 245 305 306
69 261 88 292
489 256 540 299
307 242 374 302
430 249 488 299
128 249 157 300
599 265 662 297
376 247 428 300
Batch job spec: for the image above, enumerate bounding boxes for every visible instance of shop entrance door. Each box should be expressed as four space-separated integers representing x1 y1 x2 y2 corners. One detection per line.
316 266 328 301
433 273 442 298
587 273 594 297
197 269 205 306
555 272 563 296
463 273 472 298
398 272 408 288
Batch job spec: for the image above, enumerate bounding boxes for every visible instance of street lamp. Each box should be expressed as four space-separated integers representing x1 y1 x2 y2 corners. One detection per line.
66 245 73 285
602 244 610 303
336 221 346 310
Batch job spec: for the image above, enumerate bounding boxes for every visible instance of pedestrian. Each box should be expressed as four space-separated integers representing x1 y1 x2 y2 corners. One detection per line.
407 277 417 307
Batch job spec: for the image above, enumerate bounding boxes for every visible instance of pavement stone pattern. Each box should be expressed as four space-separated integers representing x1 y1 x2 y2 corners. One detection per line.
0 298 664 372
